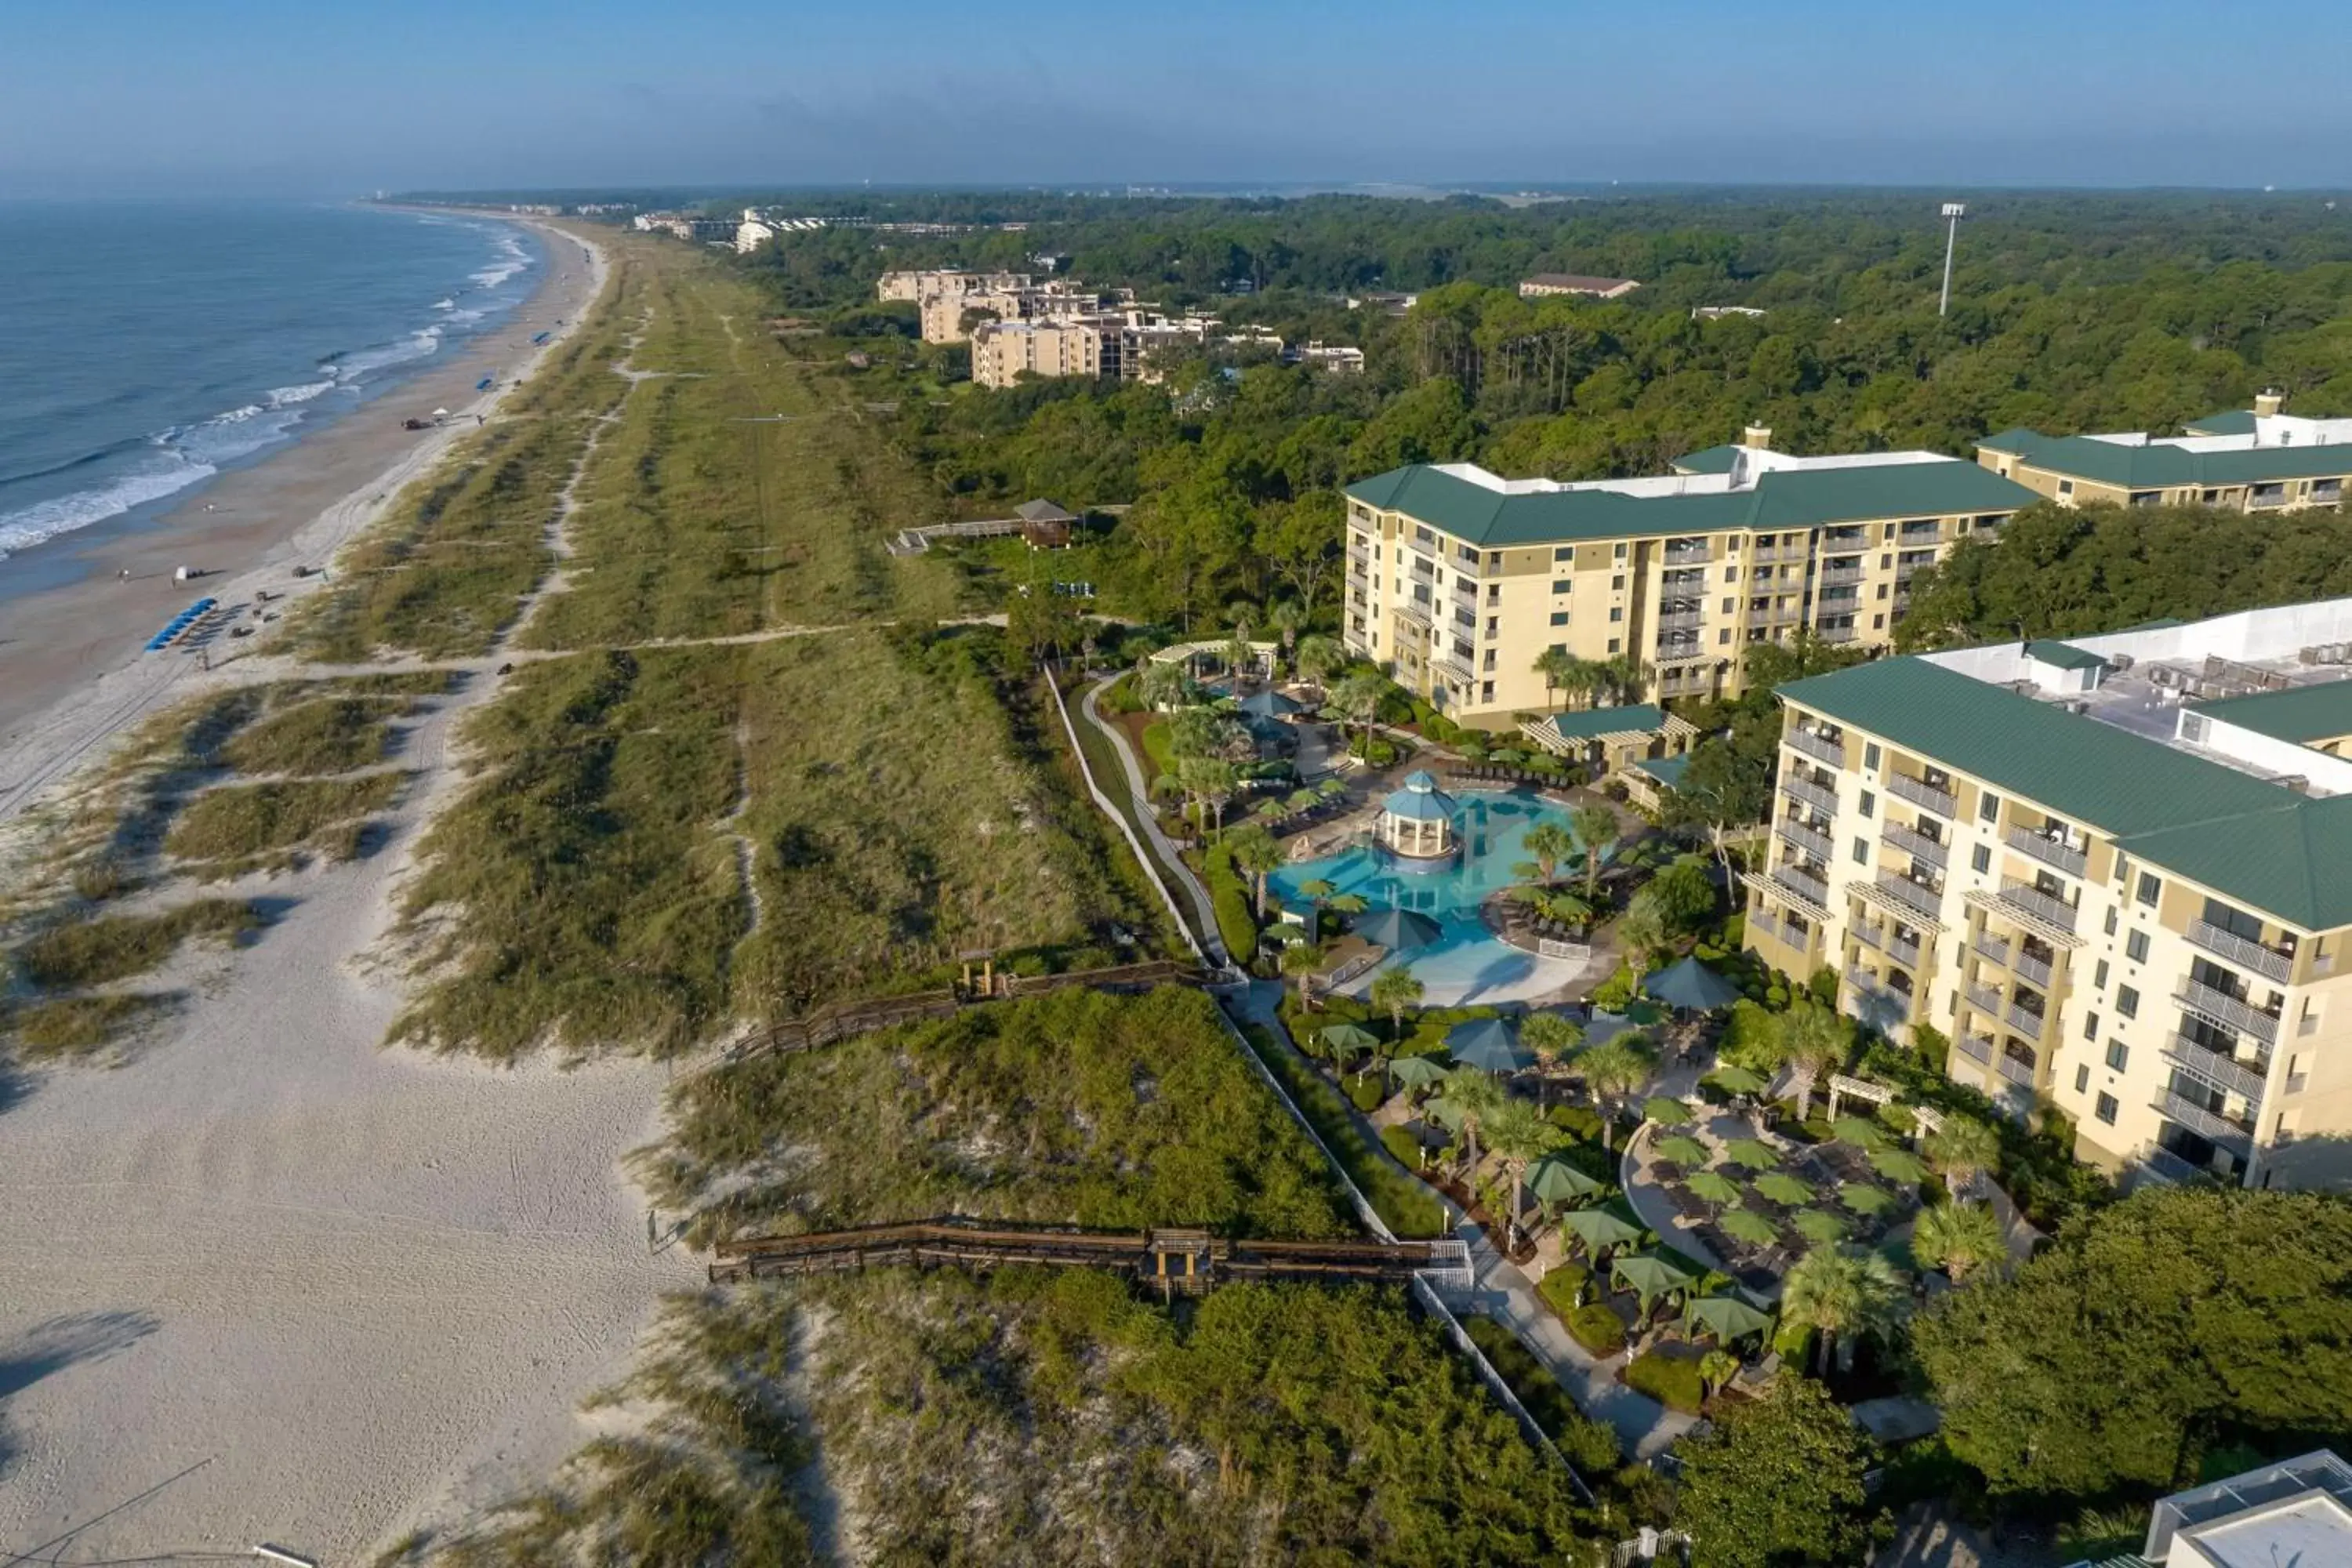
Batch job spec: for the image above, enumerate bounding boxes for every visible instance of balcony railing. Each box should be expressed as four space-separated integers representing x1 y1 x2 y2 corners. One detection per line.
1819 562 1865 587
2162 1034 2269 1102
1996 877 2078 933
1888 772 1959 818
1663 544 1711 566
1433 652 1475 683
2006 826 2089 877
1882 820 1950 869
2178 981 2281 1044
1747 907 1787 946
2249 491 2290 510
1774 818 1834 861
1957 1032 1994 1065
1782 776 1839 816
1393 601 1432 629
1346 543 1371 566
2141 1145 2204 1185
1998 1052 2038 1087
2158 1089 2255 1152
1972 932 2010 969
1965 982 2002 1017
2004 998 2049 1036
2013 948 2053 989
1752 543 1811 564
1816 624 1860 644
2185 920 2294 984
1451 579 1479 607
1655 611 1704 634
1656 643 1711 666
1875 873 1944 919
1851 922 1884 952
1771 865 1831 909
1787 728 1844 766
1889 934 1924 970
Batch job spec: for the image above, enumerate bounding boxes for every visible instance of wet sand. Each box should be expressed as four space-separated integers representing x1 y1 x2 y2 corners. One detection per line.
0 215 602 742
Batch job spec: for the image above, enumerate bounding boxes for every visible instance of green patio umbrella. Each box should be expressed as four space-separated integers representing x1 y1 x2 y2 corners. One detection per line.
1869 1145 1932 1184
1354 906 1442 953
1528 1152 1605 1207
1840 1185 1900 1218
1236 688 1305 719
1755 1171 1816 1207
1719 1209 1780 1247
1319 1022 1381 1062
1656 1134 1711 1167
1686 1169 1742 1207
1285 787 1323 812
1642 1094 1693 1127
1703 1064 1768 1096
1624 1000 1667 1026
1316 777 1348 799
1833 1115 1890 1149
1682 1294 1774 1345
1640 955 1744 1012
1793 1208 1851 1247
1388 1053 1450 1091
1447 1014 1534 1074
1723 1137 1782 1171
1559 1206 1646 1259
1611 1251 1698 1316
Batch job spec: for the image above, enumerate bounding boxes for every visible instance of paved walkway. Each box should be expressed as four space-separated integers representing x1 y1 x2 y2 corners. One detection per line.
1077 676 1228 965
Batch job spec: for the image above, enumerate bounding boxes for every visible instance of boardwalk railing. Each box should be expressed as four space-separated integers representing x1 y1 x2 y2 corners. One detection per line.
723 962 1213 1063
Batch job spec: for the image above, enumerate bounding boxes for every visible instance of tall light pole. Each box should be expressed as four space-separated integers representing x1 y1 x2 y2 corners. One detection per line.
1938 202 1967 318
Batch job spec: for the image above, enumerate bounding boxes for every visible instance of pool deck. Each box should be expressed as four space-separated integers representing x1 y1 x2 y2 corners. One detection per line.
1326 946 1603 1007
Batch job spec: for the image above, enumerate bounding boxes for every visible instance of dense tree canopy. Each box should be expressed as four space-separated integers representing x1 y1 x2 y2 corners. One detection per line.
1673 1375 1884 1568
1911 1187 2352 1502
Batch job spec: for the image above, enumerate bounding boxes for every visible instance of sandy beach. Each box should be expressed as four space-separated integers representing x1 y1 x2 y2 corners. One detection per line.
0 221 700 1561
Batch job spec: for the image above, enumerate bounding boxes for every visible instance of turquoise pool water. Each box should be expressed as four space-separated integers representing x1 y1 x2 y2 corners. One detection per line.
1269 789 1588 1002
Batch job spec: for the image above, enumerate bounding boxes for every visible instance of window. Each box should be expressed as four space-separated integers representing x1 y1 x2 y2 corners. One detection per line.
2095 1092 2118 1124
1611 574 1627 591
2104 906 2119 937
2105 1039 2129 1072
1980 792 2001 826
1554 546 1574 562
1609 606 1624 622
1724 567 1738 583
2059 479 2075 497
1719 628 1733 644
1722 597 1735 613
1858 789 1875 818
2116 985 2140 1019
1853 838 1871 865
1414 525 1436 545
2084 1012 2100 1040
1608 637 1621 654
1873 613 1886 630
2136 872 2161 908
2125 929 2150 964
1613 543 1628 559
1971 844 1991 874
2094 959 2109 989
2075 1065 2090 1094
1552 579 1573 594
1864 742 1882 771
1548 611 1570 626
1481 681 1494 702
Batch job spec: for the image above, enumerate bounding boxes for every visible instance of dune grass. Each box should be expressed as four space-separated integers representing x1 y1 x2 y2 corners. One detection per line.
13 898 263 989
165 771 406 868
650 985 1351 1246
5 993 180 1061
220 680 449 776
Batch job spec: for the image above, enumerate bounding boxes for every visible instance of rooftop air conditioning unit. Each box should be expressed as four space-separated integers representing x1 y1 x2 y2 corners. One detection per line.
2107 652 2135 671
2062 699 2091 715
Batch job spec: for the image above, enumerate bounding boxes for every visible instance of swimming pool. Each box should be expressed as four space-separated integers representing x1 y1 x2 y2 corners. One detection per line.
1269 789 1594 1004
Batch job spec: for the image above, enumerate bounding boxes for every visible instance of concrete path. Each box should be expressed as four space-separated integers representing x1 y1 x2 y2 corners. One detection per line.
1077 676 1229 964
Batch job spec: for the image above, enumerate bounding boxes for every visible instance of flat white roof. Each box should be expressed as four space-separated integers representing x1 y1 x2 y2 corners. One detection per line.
1425 448 1960 499
2084 412 2352 454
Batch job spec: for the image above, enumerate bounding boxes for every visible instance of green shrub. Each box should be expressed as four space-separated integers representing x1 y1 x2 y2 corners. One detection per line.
1236 1022 1448 1238
221 696 397 775
1547 1102 1606 1144
1462 1314 1624 1475
1345 1075 1385 1112
1588 964 1635 1012
1565 1302 1627 1357
15 899 263 989
1200 839 1260 963
1624 1348 1707 1413
165 772 405 863
1380 1123 1426 1171
1537 1263 1588 1316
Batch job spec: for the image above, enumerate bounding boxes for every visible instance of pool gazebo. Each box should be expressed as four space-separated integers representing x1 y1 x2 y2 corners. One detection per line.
1378 770 1458 861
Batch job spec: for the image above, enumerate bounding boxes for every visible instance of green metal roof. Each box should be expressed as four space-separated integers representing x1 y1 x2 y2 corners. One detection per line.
1543 702 1668 740
1671 444 1743 474
2190 681 2352 744
1631 752 1692 789
2024 639 2105 672
2185 407 2259 436
1345 460 2037 549
1779 658 2352 929
1980 426 2352 489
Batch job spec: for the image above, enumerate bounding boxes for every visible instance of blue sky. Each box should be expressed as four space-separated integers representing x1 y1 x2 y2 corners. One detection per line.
3 0 2348 194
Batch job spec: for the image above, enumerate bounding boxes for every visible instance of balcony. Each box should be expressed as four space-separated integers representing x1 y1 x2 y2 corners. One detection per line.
2158 1090 2254 1154
1451 579 1479 608
1752 543 1811 564
1770 864 1831 909
1655 642 1711 666
1956 1032 1994 1065
1888 772 1959 818
1874 872 1944 920
1888 933 1924 970
1434 652 1475 683
1972 932 2010 969
1820 561 1865 587
2141 1145 2205 1185
1393 600 1432 630
2006 826 2089 877
1787 727 1844 766
1782 776 1839 816
1998 1052 2038 1087
1994 877 2078 934
2162 1034 2269 1102
1816 623 1860 644
1655 610 1704 634
2185 920 2294 984
2013 948 2053 988
1966 981 2002 1017
1774 818 1834 862
2177 981 2281 1044
1346 544 1371 568
2249 490 2290 511
1663 543 1711 566
1851 922 1884 952
2004 998 2049 1036
1747 906 1787 946
1882 820 1949 869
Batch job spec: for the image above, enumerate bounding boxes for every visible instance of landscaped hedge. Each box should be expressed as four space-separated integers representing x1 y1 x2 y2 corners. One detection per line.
1624 1349 1706 1413
1537 1263 1588 1317
1463 1314 1626 1475
1200 838 1260 962
1380 1124 1426 1171
1235 1021 1449 1239
1564 1302 1628 1357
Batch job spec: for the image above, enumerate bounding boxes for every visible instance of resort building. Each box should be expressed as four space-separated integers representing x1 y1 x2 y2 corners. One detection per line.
969 318 1120 388
876 268 1033 304
2063 1449 2352 1568
1978 392 2352 513
1518 274 1642 300
1340 430 2037 720
1742 597 2352 1192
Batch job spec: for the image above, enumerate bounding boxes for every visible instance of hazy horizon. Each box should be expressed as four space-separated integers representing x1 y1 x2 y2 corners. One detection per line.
8 0 2350 198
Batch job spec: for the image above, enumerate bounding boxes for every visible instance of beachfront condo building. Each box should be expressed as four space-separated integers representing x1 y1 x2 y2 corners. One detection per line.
877 267 1033 304
970 318 1120 387
1338 430 2038 721
1978 392 2352 513
1743 599 2352 1192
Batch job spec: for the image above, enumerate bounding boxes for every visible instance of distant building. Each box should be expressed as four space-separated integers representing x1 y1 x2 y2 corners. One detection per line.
1290 340 1366 374
2063 1450 2352 1566
1518 273 1641 300
970 319 1117 387
1693 305 1768 321
916 281 1134 344
1346 290 1419 314
735 220 776 255
877 269 1034 305
1980 393 2352 514
1016 499 1076 550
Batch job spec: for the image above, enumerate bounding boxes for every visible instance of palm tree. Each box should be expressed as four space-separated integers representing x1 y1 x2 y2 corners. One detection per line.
1569 803 1619 897
1183 757 1240 839
1912 1200 2005 1282
1329 670 1389 756
1138 659 1189 712
1295 877 1337 938
1924 1113 2001 1200
1521 1012 1585 1107
1294 634 1344 689
1486 1097 1566 1250
1699 1347 1740 1399
1534 646 1579 706
1327 891 1369 924
1578 1034 1657 1152
1616 899 1670 975
1268 598 1305 667
1279 938 1326 1015
1436 1065 1506 1177
1369 966 1424 1044
1775 1000 1850 1124
1229 826 1287 918
1515 820 1577 888
1534 887 1595 936
1780 1246 1907 1377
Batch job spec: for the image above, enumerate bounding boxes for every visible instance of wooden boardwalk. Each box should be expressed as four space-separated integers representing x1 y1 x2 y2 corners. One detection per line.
724 960 1211 1062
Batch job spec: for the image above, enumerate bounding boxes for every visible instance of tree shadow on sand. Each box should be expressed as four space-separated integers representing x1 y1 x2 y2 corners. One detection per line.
0 1310 161 1478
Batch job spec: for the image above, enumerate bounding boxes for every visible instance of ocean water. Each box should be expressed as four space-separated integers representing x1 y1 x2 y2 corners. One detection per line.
0 201 542 578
